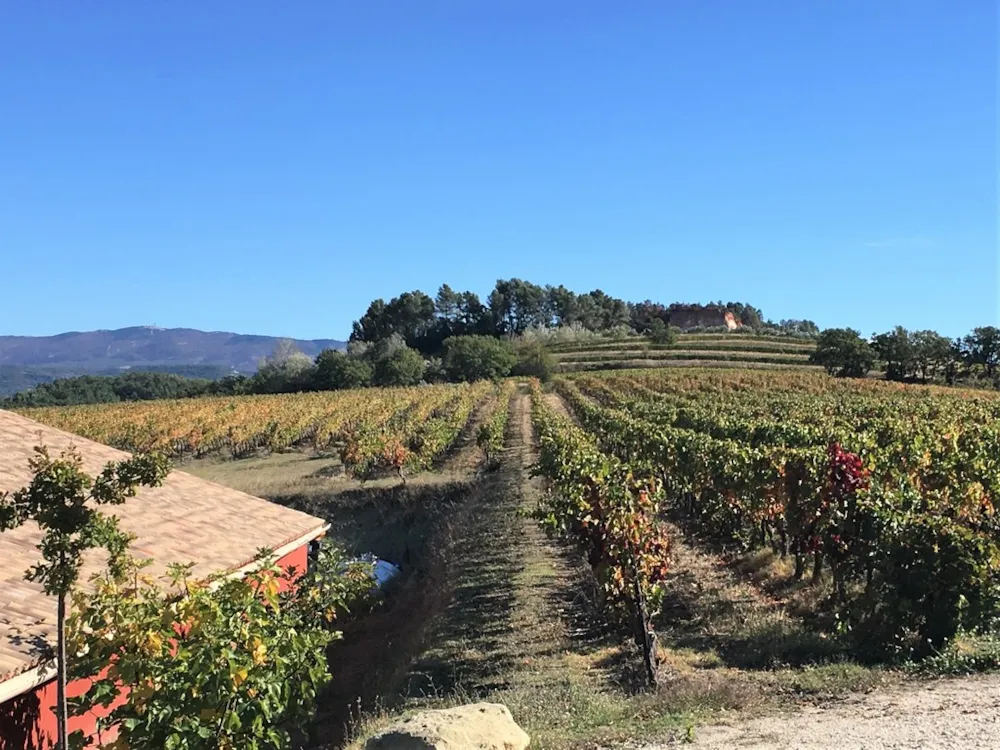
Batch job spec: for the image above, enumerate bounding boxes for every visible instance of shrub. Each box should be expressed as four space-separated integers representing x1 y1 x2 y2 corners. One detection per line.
441 336 517 383
372 346 426 387
422 356 447 383
313 349 373 390
861 517 1000 656
252 340 317 394
646 319 678 347
512 341 555 382
67 542 374 749
607 324 635 341
519 322 601 345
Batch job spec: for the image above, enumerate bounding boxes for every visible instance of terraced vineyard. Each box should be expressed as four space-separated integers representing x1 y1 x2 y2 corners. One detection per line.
534 368 1000 658
548 331 819 373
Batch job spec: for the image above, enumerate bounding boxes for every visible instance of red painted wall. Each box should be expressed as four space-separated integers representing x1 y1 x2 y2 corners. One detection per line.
0 543 313 750
275 544 309 592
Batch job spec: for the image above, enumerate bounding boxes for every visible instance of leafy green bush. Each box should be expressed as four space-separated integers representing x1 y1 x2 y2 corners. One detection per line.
646 319 677 347
313 349 373 390
910 632 1000 675
68 542 374 749
441 335 517 383
372 346 425 387
512 341 555 382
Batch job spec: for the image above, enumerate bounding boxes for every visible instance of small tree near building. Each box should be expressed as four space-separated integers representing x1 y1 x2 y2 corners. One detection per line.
646 318 678 347
0 446 170 750
67 541 372 750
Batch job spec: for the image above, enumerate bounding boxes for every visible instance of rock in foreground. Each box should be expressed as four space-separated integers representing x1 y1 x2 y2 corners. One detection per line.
365 703 530 750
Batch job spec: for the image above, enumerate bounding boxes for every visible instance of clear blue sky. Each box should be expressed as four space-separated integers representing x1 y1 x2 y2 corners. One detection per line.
1 1 996 340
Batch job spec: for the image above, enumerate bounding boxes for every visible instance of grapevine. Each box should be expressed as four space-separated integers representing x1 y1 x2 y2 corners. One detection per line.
529 380 668 686
554 369 1000 656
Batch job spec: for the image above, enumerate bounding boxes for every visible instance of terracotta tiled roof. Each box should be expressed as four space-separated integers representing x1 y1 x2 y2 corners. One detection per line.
0 409 327 686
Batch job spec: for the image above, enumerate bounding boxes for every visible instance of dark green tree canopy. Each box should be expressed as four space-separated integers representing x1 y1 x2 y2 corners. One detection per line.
313 349 373 390
960 326 1000 376
1 372 214 408
372 344 425 387
441 336 517 382
872 326 915 381
910 330 954 382
351 291 438 350
810 328 876 378
629 301 671 334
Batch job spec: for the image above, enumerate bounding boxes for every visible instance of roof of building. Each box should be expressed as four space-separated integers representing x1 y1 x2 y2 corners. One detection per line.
0 408 328 690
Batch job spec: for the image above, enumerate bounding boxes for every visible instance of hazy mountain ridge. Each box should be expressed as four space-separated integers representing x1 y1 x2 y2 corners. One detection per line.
0 326 345 395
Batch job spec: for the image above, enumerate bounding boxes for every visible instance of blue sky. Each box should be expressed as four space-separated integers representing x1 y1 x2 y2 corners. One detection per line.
1 1 996 340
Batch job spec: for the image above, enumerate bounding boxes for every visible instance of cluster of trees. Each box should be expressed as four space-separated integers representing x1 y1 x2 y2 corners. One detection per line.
350 279 771 350
811 325 1000 385
2 334 555 407
1 371 220 408
301 335 552 391
211 337 430 394
351 281 634 349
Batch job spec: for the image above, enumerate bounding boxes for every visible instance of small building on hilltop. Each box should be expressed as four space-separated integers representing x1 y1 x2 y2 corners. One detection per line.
667 304 742 330
0 409 329 750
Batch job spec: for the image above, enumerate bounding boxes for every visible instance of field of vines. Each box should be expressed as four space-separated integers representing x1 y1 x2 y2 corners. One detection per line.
14 381 506 480
535 369 1000 661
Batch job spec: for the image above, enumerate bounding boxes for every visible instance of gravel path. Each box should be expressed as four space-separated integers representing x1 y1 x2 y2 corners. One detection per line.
653 674 1000 749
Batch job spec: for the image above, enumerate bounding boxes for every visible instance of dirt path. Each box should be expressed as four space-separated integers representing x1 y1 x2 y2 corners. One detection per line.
400 387 592 702
649 674 1000 749
437 393 494 474
387 388 685 748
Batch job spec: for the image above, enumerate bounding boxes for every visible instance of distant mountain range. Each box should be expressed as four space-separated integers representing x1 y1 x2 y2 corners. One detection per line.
0 326 345 396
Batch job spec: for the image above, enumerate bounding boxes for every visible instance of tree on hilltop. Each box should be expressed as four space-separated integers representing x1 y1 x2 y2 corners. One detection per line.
810 328 875 378
872 326 915 381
